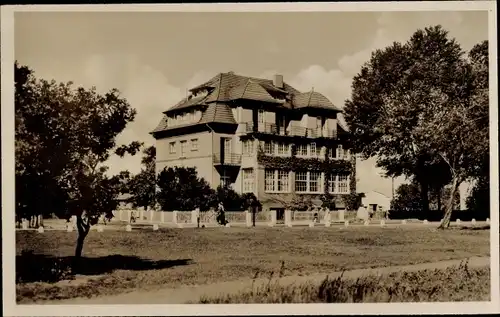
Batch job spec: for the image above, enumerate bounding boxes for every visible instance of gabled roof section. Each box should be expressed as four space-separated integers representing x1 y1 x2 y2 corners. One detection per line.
166 92 210 113
228 80 283 104
199 103 237 125
152 115 168 133
293 91 341 111
190 72 300 104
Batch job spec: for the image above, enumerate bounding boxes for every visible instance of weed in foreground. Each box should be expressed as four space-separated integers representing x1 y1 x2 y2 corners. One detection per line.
199 260 490 303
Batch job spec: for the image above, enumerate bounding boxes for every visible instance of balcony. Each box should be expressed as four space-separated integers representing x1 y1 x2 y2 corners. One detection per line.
213 153 242 166
243 122 336 139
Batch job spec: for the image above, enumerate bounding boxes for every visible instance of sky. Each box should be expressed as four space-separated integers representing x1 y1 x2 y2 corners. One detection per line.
14 10 488 198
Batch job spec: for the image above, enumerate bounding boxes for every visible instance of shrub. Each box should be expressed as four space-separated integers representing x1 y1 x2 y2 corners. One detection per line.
16 251 73 283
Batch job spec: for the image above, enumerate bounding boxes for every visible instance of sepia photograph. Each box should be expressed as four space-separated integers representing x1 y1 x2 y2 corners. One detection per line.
1 1 498 316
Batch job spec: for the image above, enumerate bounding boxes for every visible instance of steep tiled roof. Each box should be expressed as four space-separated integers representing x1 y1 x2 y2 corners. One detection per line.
199 103 237 125
228 80 283 104
190 72 300 97
154 72 342 135
152 115 169 133
167 93 210 113
293 91 341 111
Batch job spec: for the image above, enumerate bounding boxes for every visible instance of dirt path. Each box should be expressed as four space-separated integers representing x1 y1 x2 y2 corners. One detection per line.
38 256 489 305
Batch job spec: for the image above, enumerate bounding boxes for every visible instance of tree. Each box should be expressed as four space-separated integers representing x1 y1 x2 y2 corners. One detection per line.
387 39 488 228
344 26 488 228
15 62 141 260
390 183 423 212
127 146 157 210
156 167 217 211
344 26 467 216
392 181 460 216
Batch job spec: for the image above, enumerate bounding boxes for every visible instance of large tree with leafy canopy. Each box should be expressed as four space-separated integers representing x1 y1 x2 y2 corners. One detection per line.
344 26 488 227
156 166 217 211
15 62 142 259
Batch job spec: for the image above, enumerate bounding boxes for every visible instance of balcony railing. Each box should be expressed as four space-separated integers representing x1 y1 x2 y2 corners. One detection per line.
213 153 242 165
243 122 336 139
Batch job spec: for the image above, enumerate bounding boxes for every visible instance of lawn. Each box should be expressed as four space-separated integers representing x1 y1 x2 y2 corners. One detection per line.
16 226 490 303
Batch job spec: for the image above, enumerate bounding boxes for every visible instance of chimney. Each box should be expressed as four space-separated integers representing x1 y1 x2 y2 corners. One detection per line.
273 74 284 88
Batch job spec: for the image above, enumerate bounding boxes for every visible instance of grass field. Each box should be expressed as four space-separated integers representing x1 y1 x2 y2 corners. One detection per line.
16 226 490 303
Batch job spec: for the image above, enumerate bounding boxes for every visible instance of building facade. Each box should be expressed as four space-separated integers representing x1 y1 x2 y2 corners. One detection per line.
361 191 391 213
151 72 356 211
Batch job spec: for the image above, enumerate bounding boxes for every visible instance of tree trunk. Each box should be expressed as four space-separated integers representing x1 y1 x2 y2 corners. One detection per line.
437 187 442 213
419 180 430 217
438 177 460 229
74 213 90 258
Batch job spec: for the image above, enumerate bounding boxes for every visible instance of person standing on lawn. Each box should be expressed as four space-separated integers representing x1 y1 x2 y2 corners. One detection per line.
217 202 226 226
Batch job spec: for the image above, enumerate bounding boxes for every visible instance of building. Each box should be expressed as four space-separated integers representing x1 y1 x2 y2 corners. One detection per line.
151 72 356 212
361 191 391 213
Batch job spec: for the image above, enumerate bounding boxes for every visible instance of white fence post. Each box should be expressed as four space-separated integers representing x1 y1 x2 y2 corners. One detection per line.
338 209 345 222
172 211 178 224
161 211 165 223
245 210 252 227
324 210 331 227
191 209 197 224
285 209 292 227
150 210 154 223
270 209 277 225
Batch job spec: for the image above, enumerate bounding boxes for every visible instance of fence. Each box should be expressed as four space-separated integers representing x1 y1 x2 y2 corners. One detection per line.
112 207 420 228
388 209 489 221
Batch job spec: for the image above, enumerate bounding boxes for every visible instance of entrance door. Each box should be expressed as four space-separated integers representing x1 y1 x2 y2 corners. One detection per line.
224 138 232 163
274 208 285 223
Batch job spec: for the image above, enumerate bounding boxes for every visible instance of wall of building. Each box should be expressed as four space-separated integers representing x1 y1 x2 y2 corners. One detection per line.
155 131 216 186
361 191 391 211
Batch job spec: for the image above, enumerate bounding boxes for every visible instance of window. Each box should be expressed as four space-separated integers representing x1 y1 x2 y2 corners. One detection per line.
329 174 350 194
169 142 176 154
296 171 323 193
242 139 254 155
191 139 198 151
296 144 308 157
277 143 289 156
295 172 308 192
258 109 265 123
310 143 316 157
328 147 336 159
277 170 290 192
264 141 274 155
337 144 344 160
309 172 322 193
265 169 276 192
338 175 349 193
220 170 230 188
242 168 254 193
310 143 321 157
265 169 290 193
328 174 337 193
180 141 187 157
